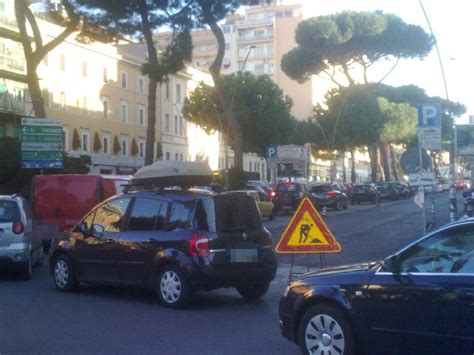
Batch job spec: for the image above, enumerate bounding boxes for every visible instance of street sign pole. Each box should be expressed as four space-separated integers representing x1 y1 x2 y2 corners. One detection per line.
418 143 427 235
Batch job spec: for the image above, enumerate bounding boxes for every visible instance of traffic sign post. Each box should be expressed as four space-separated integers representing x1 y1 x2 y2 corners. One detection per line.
21 117 64 169
266 146 278 185
275 198 341 278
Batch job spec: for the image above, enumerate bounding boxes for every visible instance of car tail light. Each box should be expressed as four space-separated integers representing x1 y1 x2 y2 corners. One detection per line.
271 191 275 197
326 191 337 198
12 221 24 235
189 233 210 257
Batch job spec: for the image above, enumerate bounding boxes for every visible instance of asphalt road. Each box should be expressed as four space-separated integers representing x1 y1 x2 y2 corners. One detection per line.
0 192 460 355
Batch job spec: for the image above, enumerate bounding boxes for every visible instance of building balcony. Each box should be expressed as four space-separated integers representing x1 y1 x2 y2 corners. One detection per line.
0 93 28 115
0 55 26 74
238 33 273 43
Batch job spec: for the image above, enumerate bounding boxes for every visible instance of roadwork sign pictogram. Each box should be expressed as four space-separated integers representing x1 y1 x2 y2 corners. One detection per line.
275 198 341 254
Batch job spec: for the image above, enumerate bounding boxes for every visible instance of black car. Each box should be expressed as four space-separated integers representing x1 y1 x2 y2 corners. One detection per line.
279 219 474 355
273 181 312 214
310 182 349 210
376 181 400 201
49 190 277 308
351 183 380 205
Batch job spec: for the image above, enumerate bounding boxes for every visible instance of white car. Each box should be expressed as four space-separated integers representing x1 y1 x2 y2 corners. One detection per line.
0 195 43 279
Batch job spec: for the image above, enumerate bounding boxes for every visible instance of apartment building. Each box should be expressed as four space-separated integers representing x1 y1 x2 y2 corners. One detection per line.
0 0 32 137
155 0 313 120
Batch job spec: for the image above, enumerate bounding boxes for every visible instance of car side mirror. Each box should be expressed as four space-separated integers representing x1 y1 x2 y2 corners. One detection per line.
383 255 400 274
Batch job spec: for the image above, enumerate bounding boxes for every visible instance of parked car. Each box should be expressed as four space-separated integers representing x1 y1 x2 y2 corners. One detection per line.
392 181 411 199
31 174 131 252
376 181 400 201
309 182 349 210
351 183 380 205
0 195 43 279
232 190 275 220
273 181 312 214
247 180 275 200
49 161 277 308
341 182 354 200
279 218 474 355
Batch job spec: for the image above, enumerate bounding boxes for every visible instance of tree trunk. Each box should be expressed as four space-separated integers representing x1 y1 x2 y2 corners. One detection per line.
389 145 399 181
379 143 390 182
207 18 243 170
368 144 379 182
139 0 159 166
350 150 356 183
26 63 46 117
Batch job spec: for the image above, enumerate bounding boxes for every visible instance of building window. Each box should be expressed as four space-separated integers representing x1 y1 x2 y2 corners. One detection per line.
121 71 128 89
174 115 178 135
82 61 87 77
165 114 170 133
81 131 90 153
176 84 181 103
166 152 170 160
102 134 110 154
223 26 230 34
179 154 183 161
62 128 68 151
138 77 145 94
60 54 65 71
103 67 108 83
60 92 66 110
175 153 178 161
225 43 230 50
121 137 128 156
179 117 183 136
82 97 88 115
139 140 145 158
165 82 170 99
102 99 109 118
138 105 145 126
249 161 252 172
121 101 128 122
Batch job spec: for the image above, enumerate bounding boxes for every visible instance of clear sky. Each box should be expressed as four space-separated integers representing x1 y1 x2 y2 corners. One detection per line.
283 0 472 122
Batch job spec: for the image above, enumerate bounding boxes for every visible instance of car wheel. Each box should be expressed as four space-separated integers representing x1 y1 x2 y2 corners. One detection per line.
20 255 32 281
53 255 78 292
298 304 355 355
157 265 192 308
343 201 348 210
237 282 270 301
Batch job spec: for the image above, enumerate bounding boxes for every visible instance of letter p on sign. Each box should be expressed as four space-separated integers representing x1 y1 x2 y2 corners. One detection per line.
418 103 441 127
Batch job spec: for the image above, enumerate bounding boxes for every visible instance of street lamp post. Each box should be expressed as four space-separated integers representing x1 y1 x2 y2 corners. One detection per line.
223 45 255 188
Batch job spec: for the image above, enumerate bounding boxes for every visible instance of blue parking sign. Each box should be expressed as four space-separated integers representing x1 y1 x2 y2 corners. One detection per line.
267 146 277 159
418 104 441 127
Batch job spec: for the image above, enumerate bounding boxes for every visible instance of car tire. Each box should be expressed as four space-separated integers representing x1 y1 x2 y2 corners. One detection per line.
19 256 32 281
53 255 78 292
298 304 355 355
237 282 270 301
343 202 348 210
157 265 192 308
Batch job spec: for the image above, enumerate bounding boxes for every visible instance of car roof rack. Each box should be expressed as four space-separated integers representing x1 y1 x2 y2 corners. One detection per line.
125 161 213 192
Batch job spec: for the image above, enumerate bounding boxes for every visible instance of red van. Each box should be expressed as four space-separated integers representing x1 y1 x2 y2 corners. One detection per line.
31 174 131 250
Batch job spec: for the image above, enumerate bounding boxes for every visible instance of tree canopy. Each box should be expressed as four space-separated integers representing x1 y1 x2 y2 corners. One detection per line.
183 72 295 156
282 11 434 85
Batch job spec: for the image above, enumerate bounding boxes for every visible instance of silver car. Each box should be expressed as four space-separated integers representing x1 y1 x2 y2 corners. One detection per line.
0 195 43 279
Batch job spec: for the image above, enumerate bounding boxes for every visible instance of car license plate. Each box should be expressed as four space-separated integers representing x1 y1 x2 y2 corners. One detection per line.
230 249 258 263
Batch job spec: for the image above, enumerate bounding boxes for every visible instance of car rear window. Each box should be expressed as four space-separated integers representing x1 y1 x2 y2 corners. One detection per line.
195 195 262 233
0 200 21 223
311 185 332 193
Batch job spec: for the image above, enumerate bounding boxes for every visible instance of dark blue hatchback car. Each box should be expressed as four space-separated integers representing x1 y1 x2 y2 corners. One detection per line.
279 219 474 355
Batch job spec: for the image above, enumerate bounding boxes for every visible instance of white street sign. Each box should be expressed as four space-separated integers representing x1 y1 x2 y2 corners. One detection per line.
418 126 441 150
414 190 425 209
409 172 436 186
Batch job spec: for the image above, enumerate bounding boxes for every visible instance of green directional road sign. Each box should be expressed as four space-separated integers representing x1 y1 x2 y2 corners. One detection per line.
21 117 64 169
21 126 63 135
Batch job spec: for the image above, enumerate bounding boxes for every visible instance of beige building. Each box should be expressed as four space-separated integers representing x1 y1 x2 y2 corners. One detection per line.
155 0 313 120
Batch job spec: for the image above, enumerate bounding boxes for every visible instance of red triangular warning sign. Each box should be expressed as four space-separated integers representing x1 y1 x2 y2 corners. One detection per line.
275 197 341 254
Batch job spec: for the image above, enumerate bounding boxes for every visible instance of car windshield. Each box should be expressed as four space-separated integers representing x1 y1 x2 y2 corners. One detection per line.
195 195 263 233
0 200 20 223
